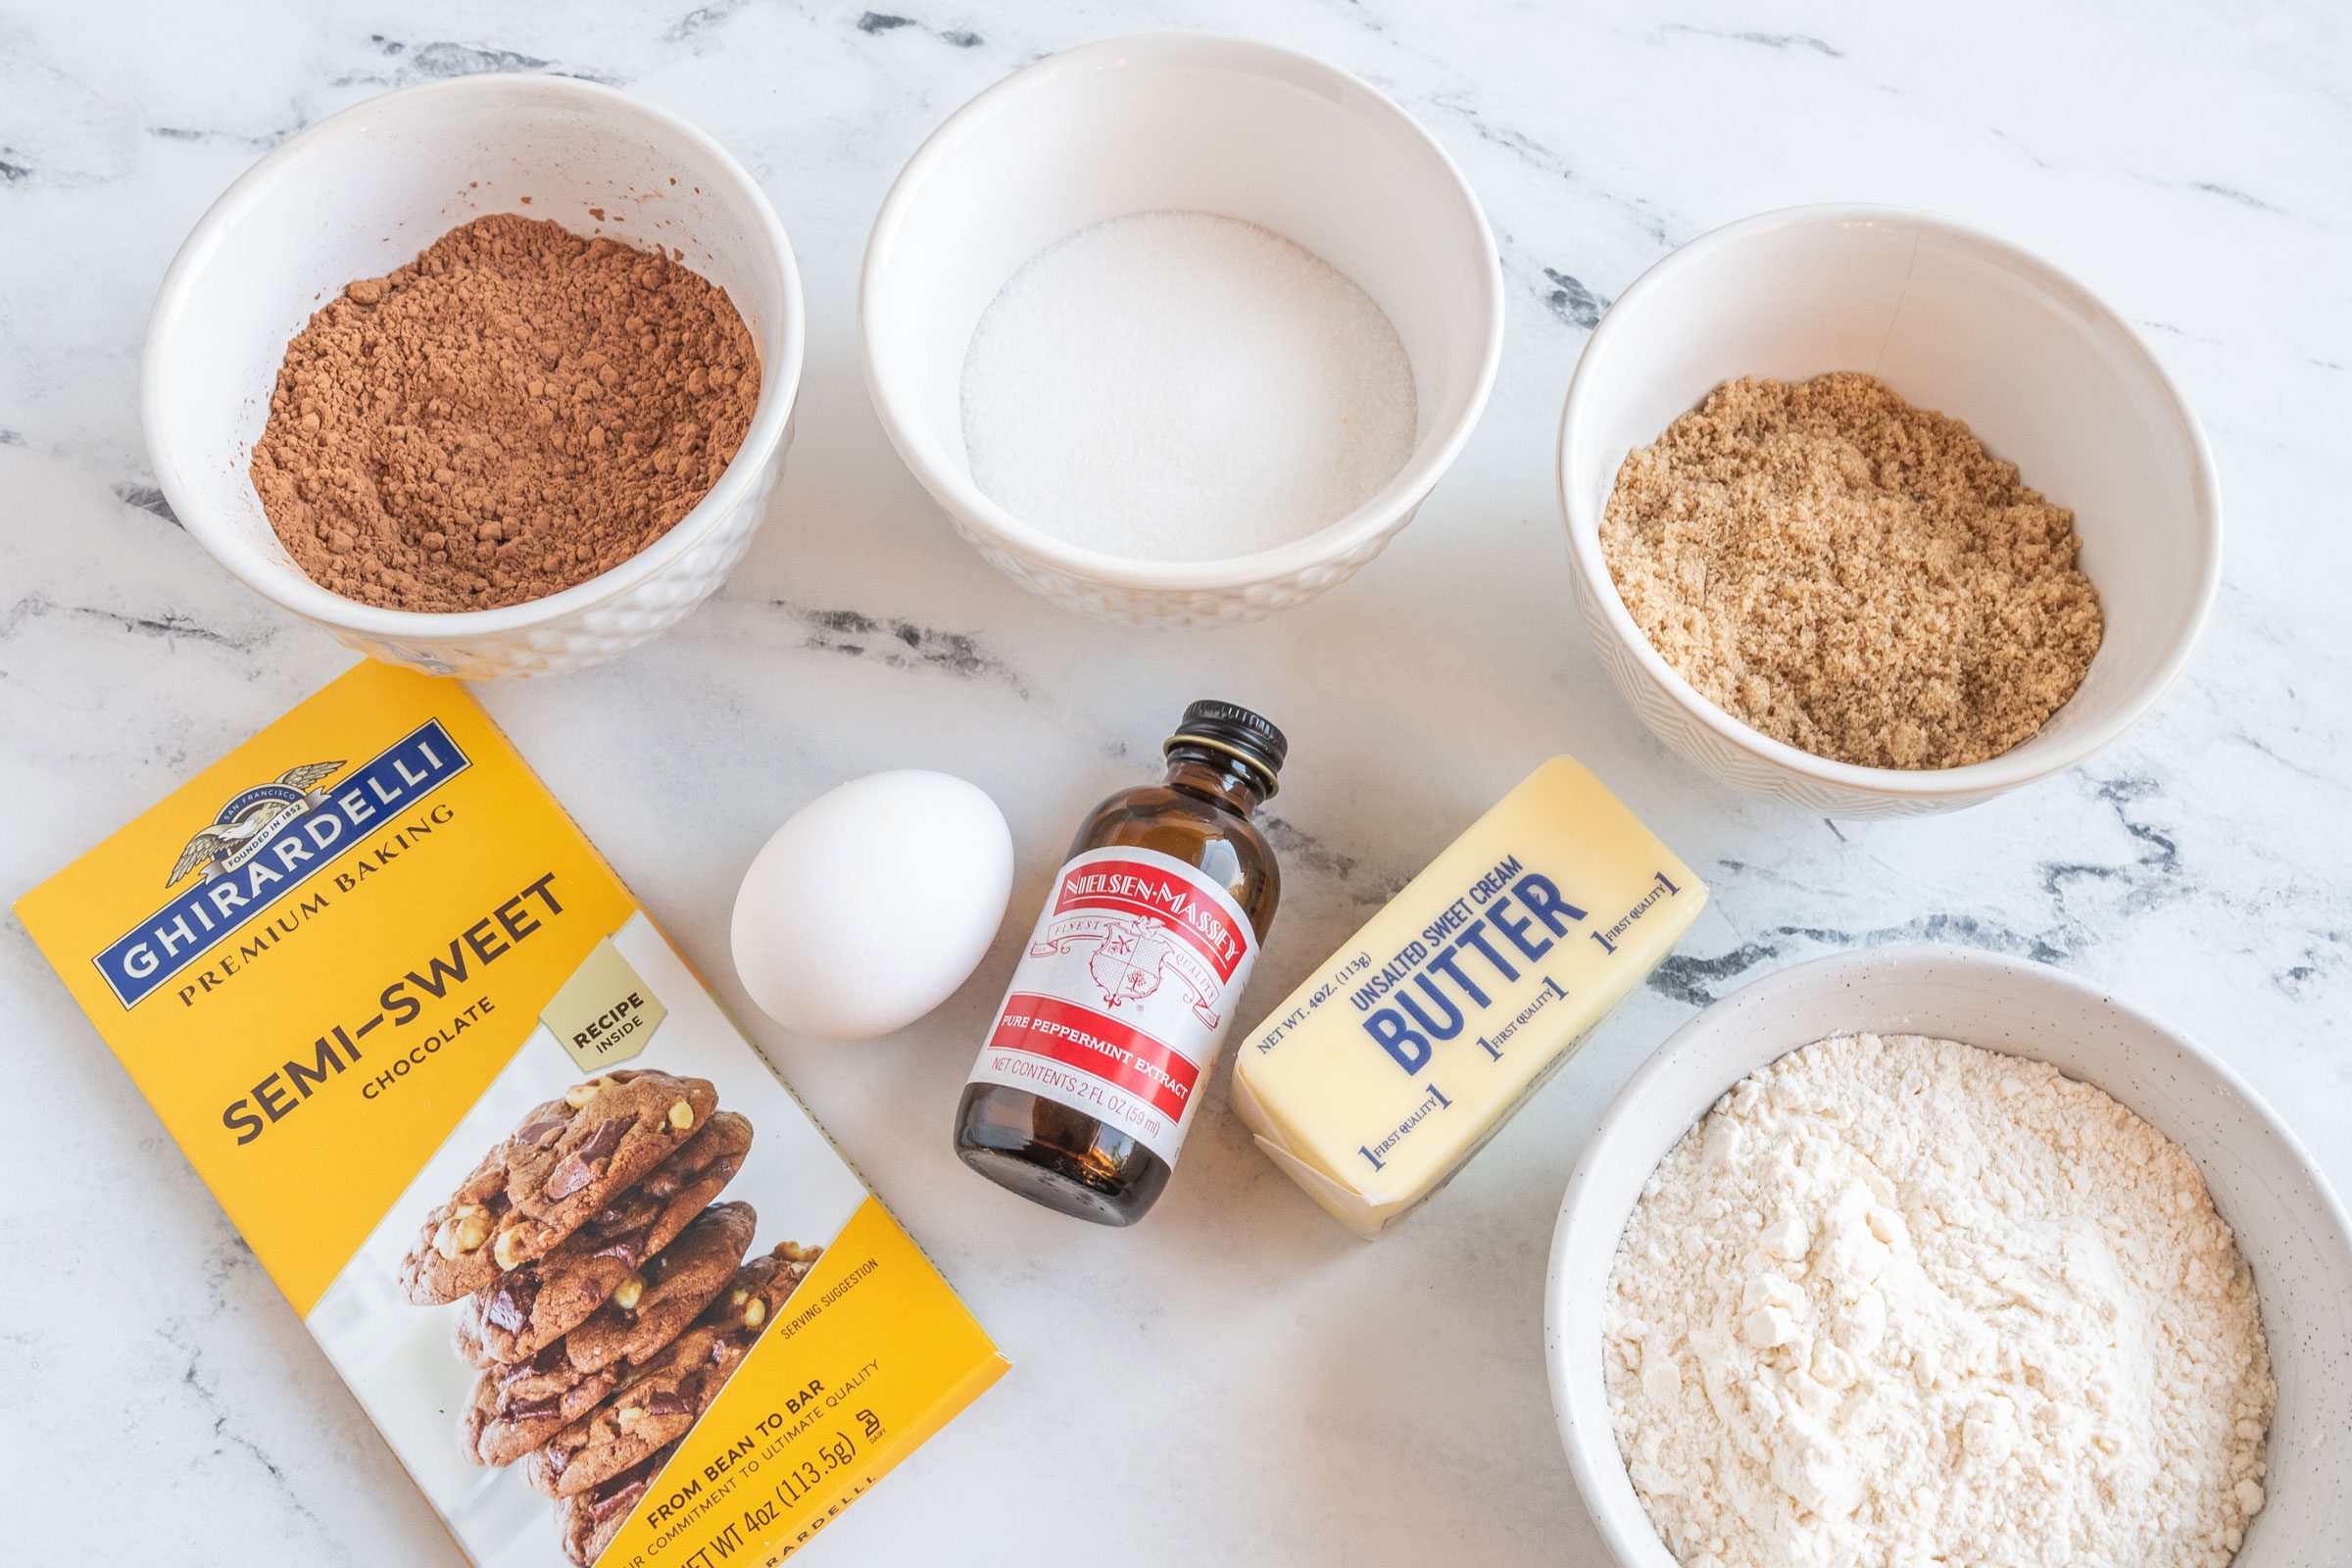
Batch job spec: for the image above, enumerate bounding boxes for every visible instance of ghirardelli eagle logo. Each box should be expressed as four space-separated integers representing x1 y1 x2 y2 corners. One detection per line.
93 719 466 1010
166 760 346 886
1031 913 1223 1028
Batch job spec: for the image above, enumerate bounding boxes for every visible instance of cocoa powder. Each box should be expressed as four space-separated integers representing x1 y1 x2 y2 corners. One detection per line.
251 214 760 612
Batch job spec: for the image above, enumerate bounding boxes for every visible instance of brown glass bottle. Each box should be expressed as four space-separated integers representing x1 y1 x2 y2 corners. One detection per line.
955 701 1285 1226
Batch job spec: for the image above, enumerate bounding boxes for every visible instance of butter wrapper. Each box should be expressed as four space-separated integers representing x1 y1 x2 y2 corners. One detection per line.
1231 757 1705 1237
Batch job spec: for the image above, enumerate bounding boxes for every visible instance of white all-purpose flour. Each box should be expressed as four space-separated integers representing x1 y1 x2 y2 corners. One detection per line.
1604 1033 2275 1568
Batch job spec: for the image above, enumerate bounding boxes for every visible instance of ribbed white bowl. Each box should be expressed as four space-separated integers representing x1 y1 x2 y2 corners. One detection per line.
861 33 1502 626
143 75 804 678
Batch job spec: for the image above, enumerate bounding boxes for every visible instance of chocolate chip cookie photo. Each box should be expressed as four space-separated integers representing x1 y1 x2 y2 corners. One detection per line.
406 1076 751 1487
399 1070 719 1305
556 1442 681 1568
458 1201 757 1466
453 1115 754 1369
360 1057 848 1562
300 912 877 1568
527 1243 824 1499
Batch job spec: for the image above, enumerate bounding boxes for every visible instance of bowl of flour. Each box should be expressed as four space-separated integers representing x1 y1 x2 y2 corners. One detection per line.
1545 945 2352 1568
860 34 1502 625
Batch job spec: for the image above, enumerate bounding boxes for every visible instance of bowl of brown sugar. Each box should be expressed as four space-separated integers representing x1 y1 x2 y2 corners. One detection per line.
143 75 803 677
1558 206 2221 817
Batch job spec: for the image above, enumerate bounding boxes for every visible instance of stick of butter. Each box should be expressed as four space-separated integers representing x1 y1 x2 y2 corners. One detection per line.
1230 758 1705 1237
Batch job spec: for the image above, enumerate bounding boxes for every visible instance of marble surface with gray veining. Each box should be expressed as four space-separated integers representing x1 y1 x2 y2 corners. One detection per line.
3 2 2347 1563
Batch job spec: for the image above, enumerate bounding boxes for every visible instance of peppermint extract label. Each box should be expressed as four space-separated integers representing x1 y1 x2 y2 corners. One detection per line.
966 846 1259 1165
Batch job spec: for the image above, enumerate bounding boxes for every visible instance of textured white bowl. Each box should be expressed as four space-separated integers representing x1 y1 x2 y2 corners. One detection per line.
1546 945 2352 1568
860 33 1503 627
142 75 804 679
1560 206 2221 816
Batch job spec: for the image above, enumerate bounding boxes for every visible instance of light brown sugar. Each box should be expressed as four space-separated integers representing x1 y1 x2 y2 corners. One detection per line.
1600 372 2103 769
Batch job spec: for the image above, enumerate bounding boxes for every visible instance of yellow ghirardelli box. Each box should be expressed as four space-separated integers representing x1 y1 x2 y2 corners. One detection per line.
17 662 1006 1567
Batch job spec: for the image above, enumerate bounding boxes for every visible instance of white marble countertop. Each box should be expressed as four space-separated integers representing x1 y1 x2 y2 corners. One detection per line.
4 2 2347 1563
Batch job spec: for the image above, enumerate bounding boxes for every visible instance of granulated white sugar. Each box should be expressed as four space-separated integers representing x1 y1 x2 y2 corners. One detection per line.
958 211 1418 564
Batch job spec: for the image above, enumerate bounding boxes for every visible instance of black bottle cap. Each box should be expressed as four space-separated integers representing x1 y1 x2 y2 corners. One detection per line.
1164 700 1287 796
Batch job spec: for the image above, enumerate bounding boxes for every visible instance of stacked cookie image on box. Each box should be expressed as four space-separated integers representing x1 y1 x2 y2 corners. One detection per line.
399 1069 821 1565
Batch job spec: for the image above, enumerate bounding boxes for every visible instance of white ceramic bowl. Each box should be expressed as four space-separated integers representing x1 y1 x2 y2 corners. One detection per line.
1560 206 2221 816
1546 945 2352 1568
860 33 1503 626
143 75 804 678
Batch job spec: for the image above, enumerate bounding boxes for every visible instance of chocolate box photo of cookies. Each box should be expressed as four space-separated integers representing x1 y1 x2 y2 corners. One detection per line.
348 1049 837 1563
18 663 1006 1567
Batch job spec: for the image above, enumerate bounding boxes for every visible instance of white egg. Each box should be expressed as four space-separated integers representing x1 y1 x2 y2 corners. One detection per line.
730 770 1013 1040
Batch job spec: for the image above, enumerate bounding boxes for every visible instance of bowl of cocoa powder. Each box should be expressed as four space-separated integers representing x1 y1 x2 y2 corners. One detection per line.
142 75 803 677
1558 205 2221 817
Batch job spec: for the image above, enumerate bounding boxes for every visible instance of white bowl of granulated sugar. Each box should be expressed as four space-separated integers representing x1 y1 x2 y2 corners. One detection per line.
860 33 1504 627
1545 945 2352 1568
